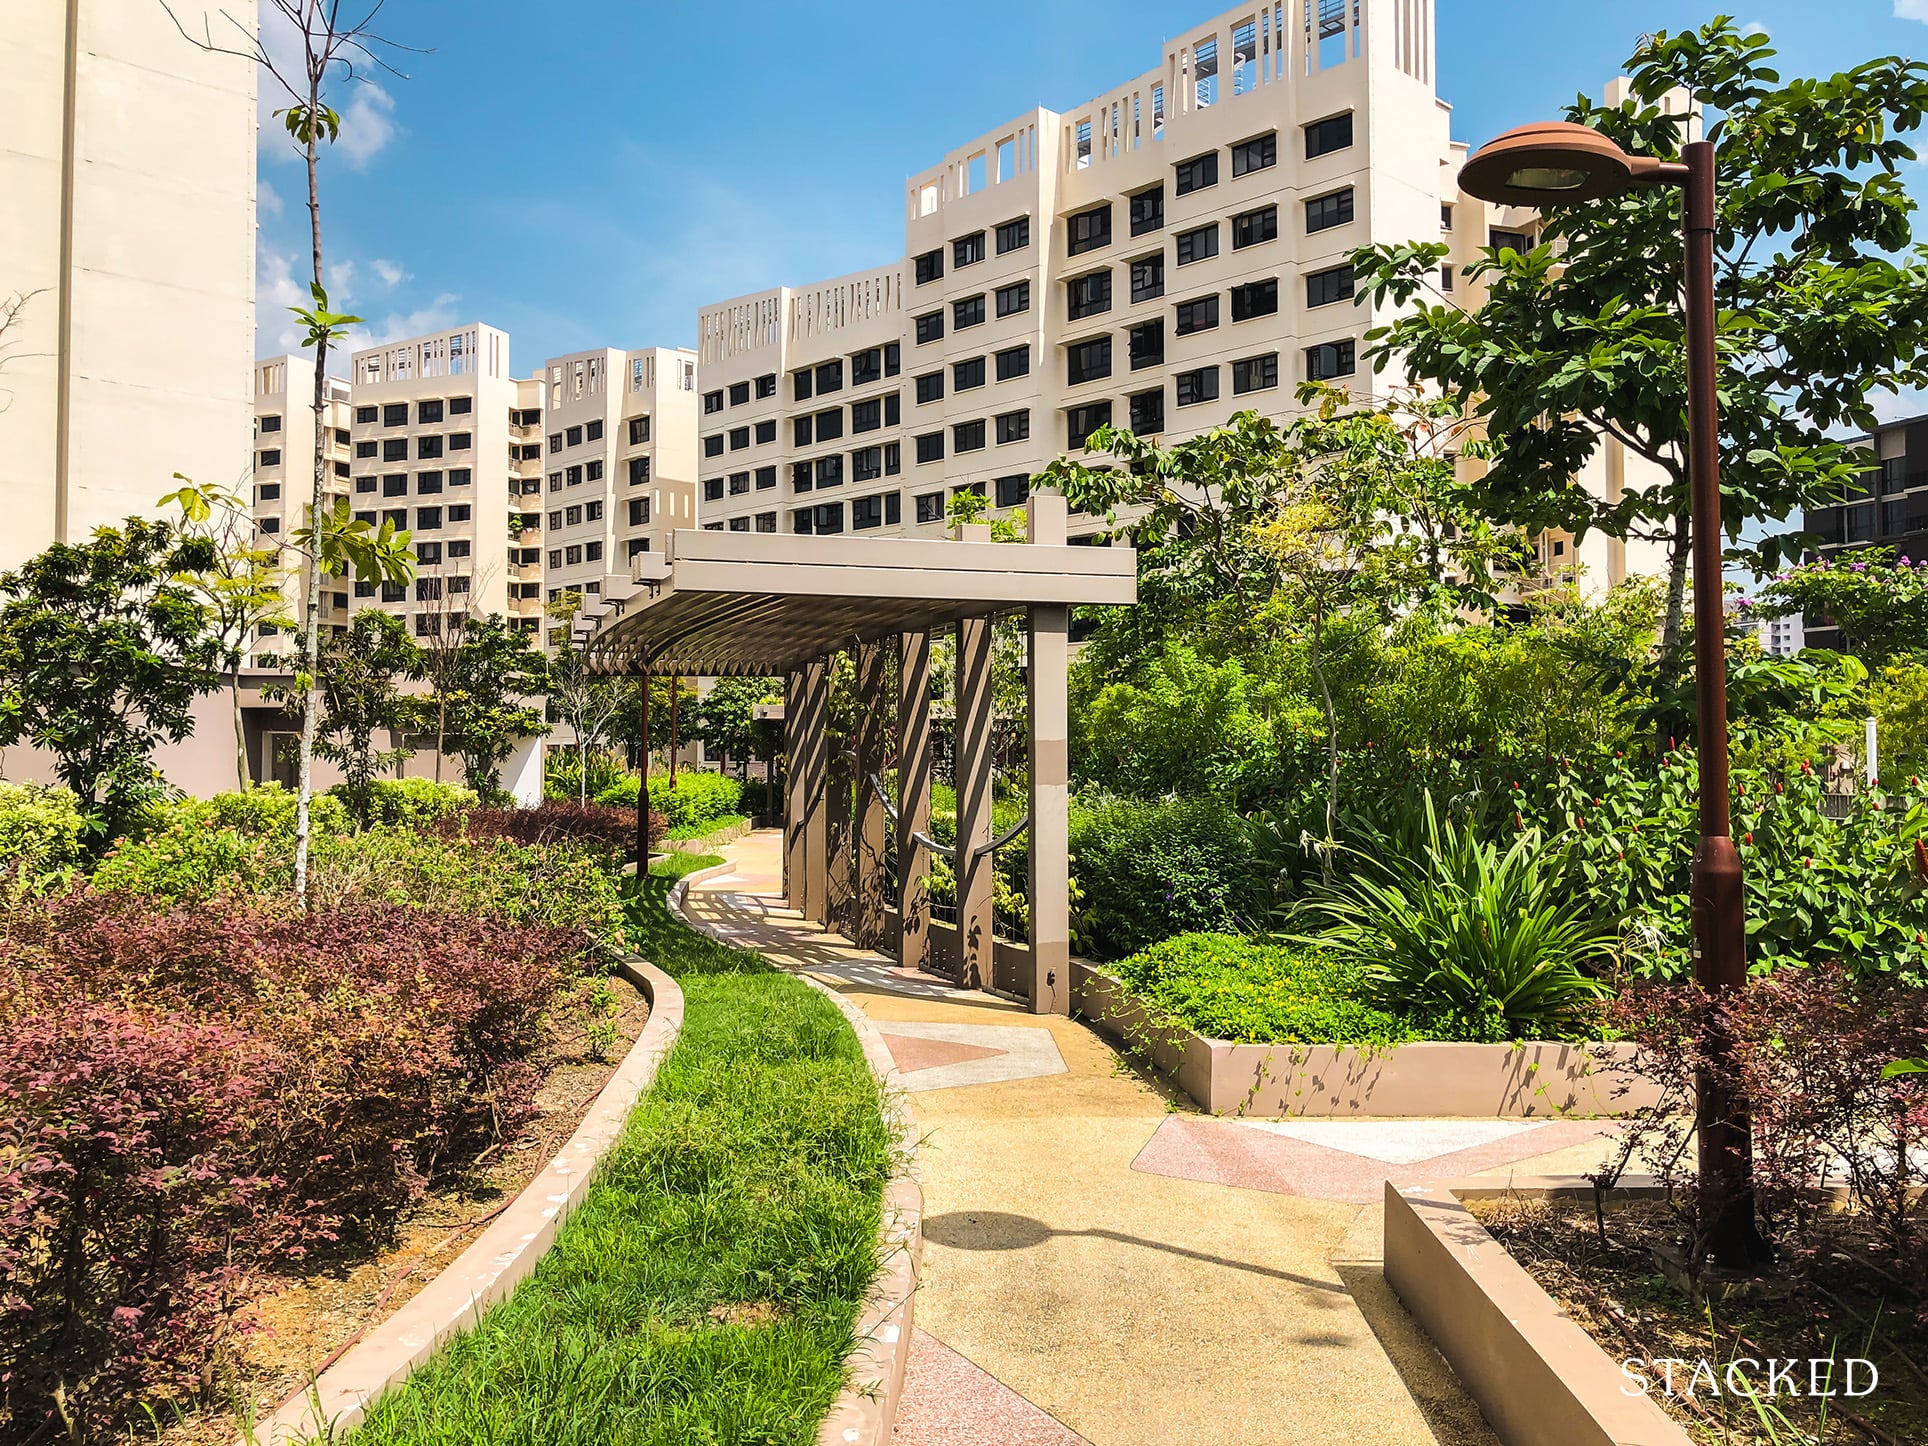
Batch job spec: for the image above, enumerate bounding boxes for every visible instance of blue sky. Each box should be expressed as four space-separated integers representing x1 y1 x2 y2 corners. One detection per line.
255 1 1928 376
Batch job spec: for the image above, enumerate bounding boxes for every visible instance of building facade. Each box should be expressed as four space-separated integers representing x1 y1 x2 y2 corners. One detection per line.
1 0 257 571
250 355 353 665
1802 413 1924 652
686 0 1667 597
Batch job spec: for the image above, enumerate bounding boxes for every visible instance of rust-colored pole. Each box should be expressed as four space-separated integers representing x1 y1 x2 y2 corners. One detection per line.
1682 138 1766 1271
634 669 652 868
669 676 680 782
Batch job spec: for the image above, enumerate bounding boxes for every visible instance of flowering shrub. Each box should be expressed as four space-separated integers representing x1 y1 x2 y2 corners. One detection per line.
1745 546 1928 663
0 885 590 1438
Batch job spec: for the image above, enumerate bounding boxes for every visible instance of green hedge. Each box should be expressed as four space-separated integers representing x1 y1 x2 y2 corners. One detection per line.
1109 932 1419 1045
596 771 743 834
1069 794 1271 961
0 783 86 897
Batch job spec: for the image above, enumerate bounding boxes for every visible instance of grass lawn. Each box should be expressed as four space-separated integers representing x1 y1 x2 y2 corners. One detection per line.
345 854 892 1446
665 813 749 841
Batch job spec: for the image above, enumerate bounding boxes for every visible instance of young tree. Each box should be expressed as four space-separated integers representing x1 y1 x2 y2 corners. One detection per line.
545 594 639 802
164 1 418 901
313 609 420 827
0 520 221 852
1354 21 1928 659
159 478 292 790
413 558 498 781
1747 548 1928 664
691 676 781 780
437 616 549 803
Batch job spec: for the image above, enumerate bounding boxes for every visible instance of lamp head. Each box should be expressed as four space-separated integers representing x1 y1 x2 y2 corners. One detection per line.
1458 121 1673 206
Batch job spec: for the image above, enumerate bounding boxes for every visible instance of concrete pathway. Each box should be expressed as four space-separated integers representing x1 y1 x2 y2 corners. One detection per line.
678 833 1611 1446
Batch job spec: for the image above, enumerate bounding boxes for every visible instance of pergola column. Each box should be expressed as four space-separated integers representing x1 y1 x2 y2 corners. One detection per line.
798 656 830 925
853 640 889 950
826 668 853 934
897 630 933 974
783 669 803 908
954 615 996 991
1028 490 1072 1014
634 668 653 868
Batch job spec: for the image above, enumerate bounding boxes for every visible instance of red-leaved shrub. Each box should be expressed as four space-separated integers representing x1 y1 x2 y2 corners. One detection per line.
0 886 589 1440
436 801 663 859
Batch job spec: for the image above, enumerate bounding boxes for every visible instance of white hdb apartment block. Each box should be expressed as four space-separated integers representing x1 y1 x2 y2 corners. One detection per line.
691 0 1664 594
250 355 354 664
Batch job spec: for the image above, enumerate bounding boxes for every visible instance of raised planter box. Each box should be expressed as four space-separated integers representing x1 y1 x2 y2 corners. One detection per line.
1385 1177 1689 1446
1071 961 1658 1118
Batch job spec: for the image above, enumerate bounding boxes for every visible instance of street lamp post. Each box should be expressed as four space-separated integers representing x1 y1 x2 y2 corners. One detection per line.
1458 122 1769 1272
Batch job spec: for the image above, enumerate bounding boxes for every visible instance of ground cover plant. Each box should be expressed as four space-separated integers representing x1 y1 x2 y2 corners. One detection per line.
345 856 893 1446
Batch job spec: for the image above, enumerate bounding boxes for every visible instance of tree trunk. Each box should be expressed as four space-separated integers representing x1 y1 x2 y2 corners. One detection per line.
1661 505 1691 660
293 115 327 911
1310 593 1339 879
579 734 588 805
435 696 446 783
231 665 247 791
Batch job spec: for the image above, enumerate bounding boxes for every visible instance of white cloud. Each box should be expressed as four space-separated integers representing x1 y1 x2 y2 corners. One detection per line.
1738 18 1771 39
1897 1 1928 24
255 243 308 358
372 258 409 288
334 84 396 169
327 258 357 295
345 294 463 353
259 178 283 217
253 0 398 171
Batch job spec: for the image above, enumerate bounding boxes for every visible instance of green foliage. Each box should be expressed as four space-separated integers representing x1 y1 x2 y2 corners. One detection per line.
545 749 628 803
1067 793 1271 961
436 615 549 802
1749 549 1928 663
0 518 221 853
1296 797 1615 1042
168 782 348 837
352 777 477 826
598 771 744 833
0 783 86 897
690 676 781 772
1074 641 1284 804
1873 658 1928 782
92 818 290 902
1109 933 1420 1045
312 609 422 827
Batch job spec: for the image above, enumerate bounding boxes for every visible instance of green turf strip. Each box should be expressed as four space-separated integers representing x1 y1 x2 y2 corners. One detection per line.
343 857 891 1446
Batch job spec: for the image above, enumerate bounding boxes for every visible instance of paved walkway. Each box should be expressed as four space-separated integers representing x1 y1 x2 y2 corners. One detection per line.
679 833 1611 1446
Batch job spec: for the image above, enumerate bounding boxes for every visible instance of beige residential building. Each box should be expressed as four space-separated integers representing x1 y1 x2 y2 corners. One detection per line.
0 0 257 570
538 346 699 646
691 0 1666 597
249 355 353 664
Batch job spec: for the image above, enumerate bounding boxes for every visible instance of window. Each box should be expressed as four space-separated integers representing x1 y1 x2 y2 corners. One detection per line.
995 345 1030 381
915 491 945 524
1305 188 1354 234
1230 132 1276 177
585 541 604 562
548 432 563 453
416 576 443 602
703 434 724 458
1305 339 1357 381
355 579 375 597
916 372 943 404
996 410 1029 444
1175 224 1218 266
258 448 281 466
1174 151 1218 196
257 517 280 535
1233 205 1279 249
755 465 776 489
996 281 1030 317
1305 112 1353 159
742 418 768 444
812 501 844 534
451 466 472 488
1128 319 1164 370
915 432 944 464
1067 335 1112 386
729 426 750 450
566 464 582 486
1490 227 1536 254
565 544 582 565
915 310 944 344
416 542 442 566
703 477 725 502
885 492 902 524
547 549 563 570
449 539 471 558
417 470 443 494
382 474 408 497
259 413 282 433
954 419 986 453
703 389 724 414
851 347 882 385
996 216 1030 254
1231 277 1279 321
355 439 377 458
727 473 749 497
1066 401 1112 450
1440 264 1455 292
791 462 812 492
355 476 376 494
1129 387 1164 434
1175 294 1219 335
1175 366 1219 407
628 456 651 485
852 398 882 432
355 404 377 424
447 504 471 523
416 506 443 531
628 497 650 526
383 438 407 462
1129 185 1164 236
853 445 883 481
383 402 408 427
418 398 443 424
793 415 815 447
1067 270 1112 320
755 511 777 533
382 579 407 602
953 294 986 329
810 360 841 395
1067 204 1111 256
953 231 985 268
1232 353 1279 394
448 432 470 451
991 475 1027 509
793 369 813 401
851 493 885 530
257 482 282 501
628 416 650 445
450 395 472 415
885 441 902 475
914 248 944 285
1129 254 1166 305
1306 263 1355 308
728 380 750 406
954 356 986 391
884 342 901 376
755 372 777 399
815 407 844 442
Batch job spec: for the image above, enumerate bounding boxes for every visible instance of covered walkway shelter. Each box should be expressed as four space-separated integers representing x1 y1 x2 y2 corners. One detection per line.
574 493 1135 1013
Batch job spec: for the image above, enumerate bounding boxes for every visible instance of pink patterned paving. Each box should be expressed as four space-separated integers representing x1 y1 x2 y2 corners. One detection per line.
884 1033 1009 1073
1131 1116 1616 1204
893 1329 1093 1446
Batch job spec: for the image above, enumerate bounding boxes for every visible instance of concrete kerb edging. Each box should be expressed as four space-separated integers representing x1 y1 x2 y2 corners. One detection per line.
1070 960 1661 1118
241 957 687 1446
668 862 924 1446
1384 1176 1691 1446
666 817 755 852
